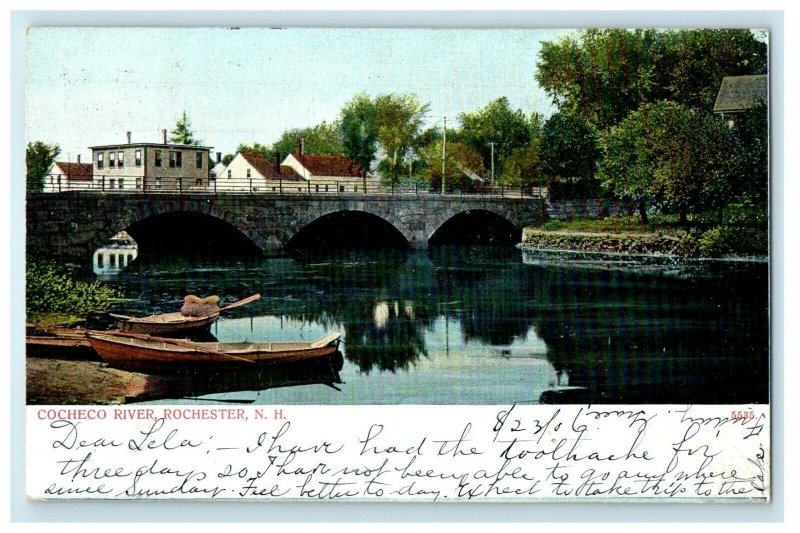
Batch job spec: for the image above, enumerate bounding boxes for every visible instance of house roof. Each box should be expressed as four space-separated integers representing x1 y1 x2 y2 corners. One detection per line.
292 153 363 178
52 162 93 181
240 152 304 181
713 74 768 113
89 142 213 150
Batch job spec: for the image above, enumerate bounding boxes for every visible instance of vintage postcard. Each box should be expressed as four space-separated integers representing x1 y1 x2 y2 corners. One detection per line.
23 26 770 501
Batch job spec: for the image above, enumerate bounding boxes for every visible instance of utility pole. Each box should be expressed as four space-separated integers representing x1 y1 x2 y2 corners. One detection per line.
441 116 447 195
490 142 495 185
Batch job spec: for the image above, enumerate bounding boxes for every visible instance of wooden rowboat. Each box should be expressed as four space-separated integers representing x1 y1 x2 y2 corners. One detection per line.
110 294 261 337
86 331 342 373
111 311 220 336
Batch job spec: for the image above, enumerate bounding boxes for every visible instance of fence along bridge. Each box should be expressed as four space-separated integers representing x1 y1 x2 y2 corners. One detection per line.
27 182 548 262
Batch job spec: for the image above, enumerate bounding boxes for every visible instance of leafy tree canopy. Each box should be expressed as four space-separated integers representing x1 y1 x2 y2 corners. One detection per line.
536 29 767 130
340 92 379 178
458 97 532 178
272 120 344 160
539 110 599 180
26 141 60 193
598 100 735 222
421 139 485 191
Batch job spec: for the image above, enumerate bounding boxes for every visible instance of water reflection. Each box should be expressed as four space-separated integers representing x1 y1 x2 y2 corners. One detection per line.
126 352 344 404
109 247 768 404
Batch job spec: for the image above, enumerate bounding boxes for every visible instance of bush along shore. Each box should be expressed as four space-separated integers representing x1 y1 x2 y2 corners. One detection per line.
26 261 121 326
522 219 768 259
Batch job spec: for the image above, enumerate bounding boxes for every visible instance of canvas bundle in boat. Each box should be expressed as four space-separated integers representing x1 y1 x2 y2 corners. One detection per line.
180 295 220 317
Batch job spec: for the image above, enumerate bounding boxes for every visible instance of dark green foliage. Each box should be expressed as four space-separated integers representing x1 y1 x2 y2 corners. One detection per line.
169 111 202 146
539 110 599 180
27 261 120 316
26 141 60 193
339 93 379 177
458 97 533 178
536 29 767 130
271 121 345 159
698 226 768 256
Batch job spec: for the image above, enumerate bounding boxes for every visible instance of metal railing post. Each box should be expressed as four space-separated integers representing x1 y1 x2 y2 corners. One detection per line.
101 176 105 192
250 177 253 195
58 175 62 193
178 177 182 195
214 177 217 195
279 177 283 196
307 180 311 195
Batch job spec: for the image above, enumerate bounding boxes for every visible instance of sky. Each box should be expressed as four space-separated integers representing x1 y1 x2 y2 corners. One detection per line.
25 27 574 161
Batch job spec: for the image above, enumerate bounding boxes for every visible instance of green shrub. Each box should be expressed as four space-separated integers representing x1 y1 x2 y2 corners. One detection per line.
698 226 768 256
26 261 121 316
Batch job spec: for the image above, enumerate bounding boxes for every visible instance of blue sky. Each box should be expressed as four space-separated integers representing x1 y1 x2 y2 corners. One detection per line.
26 27 574 160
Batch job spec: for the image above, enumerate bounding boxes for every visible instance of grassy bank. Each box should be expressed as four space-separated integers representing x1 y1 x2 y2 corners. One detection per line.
524 215 767 257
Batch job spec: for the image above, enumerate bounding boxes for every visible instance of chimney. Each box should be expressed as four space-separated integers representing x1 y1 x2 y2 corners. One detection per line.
163 129 167 144
274 152 280 174
216 152 222 164
77 154 81 164
127 131 132 144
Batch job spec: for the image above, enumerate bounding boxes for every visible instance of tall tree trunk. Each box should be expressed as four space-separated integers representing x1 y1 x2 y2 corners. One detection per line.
638 198 649 225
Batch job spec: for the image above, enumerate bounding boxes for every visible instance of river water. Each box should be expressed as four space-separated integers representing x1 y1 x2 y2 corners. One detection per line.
102 246 769 405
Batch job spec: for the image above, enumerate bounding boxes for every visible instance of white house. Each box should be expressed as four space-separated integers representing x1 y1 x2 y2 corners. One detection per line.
216 151 304 193
281 152 381 194
44 160 93 193
93 231 138 276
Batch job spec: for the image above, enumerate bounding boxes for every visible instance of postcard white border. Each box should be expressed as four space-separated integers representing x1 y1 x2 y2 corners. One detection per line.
7 7 787 524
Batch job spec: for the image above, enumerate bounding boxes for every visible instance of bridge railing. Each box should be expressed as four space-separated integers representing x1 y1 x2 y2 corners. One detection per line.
38 173 548 199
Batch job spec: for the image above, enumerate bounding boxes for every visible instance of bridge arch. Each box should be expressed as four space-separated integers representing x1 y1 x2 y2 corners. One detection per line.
88 200 266 259
285 209 411 251
428 208 523 246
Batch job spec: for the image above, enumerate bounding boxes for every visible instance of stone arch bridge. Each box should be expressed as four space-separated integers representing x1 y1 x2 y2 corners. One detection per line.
26 192 548 262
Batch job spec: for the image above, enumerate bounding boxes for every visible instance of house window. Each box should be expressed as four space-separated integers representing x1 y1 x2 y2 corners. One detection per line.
155 177 162 190
155 151 162 167
196 151 203 169
97 153 104 169
108 179 115 190
118 178 124 190
228 170 232 179
135 177 142 189
135 149 142 166
354 186 358 192
340 185 345 192
109 254 116 268
169 151 176 168
118 151 124 168
174 151 182 168
109 152 116 168
247 168 251 178
195 178 202 186
119 254 125 267
325 185 329 192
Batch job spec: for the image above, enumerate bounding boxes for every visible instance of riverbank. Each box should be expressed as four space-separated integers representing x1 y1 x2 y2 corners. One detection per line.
522 220 768 258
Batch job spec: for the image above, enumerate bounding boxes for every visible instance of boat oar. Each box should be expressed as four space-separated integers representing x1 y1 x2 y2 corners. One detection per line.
197 293 261 318
92 330 255 364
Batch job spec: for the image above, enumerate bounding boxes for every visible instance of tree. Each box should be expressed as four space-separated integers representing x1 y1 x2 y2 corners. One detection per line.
598 100 735 224
458 97 532 179
500 140 543 187
373 94 431 185
539 110 599 181
222 154 235 166
235 142 271 158
340 93 379 177
421 140 484 191
169 110 202 145
26 141 60 193
272 121 344 159
536 29 767 130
